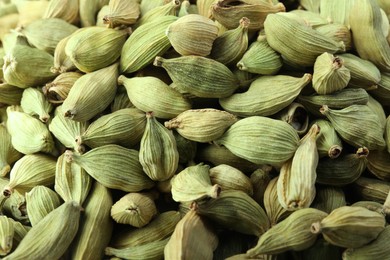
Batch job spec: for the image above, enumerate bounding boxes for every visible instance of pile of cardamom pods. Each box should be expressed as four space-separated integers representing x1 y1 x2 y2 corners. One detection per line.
0 0 390 259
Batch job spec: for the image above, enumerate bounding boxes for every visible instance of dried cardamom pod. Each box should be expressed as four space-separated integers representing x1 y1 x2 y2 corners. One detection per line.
120 15 178 73
49 106 88 151
20 87 53 123
2 201 81 260
0 124 22 177
43 0 79 25
65 27 128 73
311 206 386 248
79 0 109 27
211 0 286 30
164 209 218 260
289 9 328 27
277 124 320 211
214 116 300 166
139 112 178 181
71 182 113 260
352 177 390 204
250 167 271 207
6 106 55 154
78 108 146 149
0 83 23 106
312 52 351 94
367 94 387 131
386 116 390 153
55 153 92 206
311 186 346 214
25 186 61 226
297 237 343 260
370 72 390 104
194 190 270 236
96 5 109 27
319 0 354 26
65 145 155 192
3 154 56 197
220 74 312 117
315 23 352 51
51 35 76 74
316 147 368 186
10 219 30 249
263 177 291 226
338 53 381 89
103 0 140 27
173 131 197 165
210 164 253 196
43 72 82 104
263 13 345 67
237 34 282 75
165 109 237 143
110 88 134 112
246 208 328 256
135 0 180 28
367 149 390 181
167 14 218 56
62 62 118 122
311 119 343 159
171 163 220 202
320 105 386 150
276 102 309 135
20 18 78 55
0 215 14 256
154 55 239 98
111 211 180 249
118 75 191 119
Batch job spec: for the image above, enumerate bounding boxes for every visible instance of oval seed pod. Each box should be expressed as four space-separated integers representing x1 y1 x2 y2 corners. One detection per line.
55 153 92 206
65 145 155 192
25 186 61 226
197 0 217 17
264 13 345 67
79 108 146 149
353 177 390 204
263 177 291 226
111 211 180 249
106 238 169 260
49 106 88 151
2 201 81 260
237 34 282 75
367 94 387 131
20 87 53 123
103 0 140 27
0 83 24 106
276 102 309 135
154 55 239 98
51 35 77 74
277 124 320 211
250 167 272 207
315 23 352 51
120 15 178 74
140 0 167 15
139 112 178 181
62 62 118 122
20 18 78 55
0 190 28 225
311 186 346 214
118 75 191 119
96 5 109 27
312 52 351 95
135 0 180 28
320 105 386 151
167 14 218 56
11 219 30 249
71 182 113 260
0 124 22 177
316 147 369 186
79 0 109 27
173 131 197 165
220 73 312 117
171 164 220 202
164 209 218 260
165 109 238 143
0 216 14 256
311 206 386 248
43 72 82 104
367 149 390 181
43 0 79 24
111 192 157 227
247 208 328 257
65 27 128 73
214 116 300 166
211 0 286 30
194 190 270 236
311 119 343 159
6 106 55 155
371 72 390 104
3 154 56 197
111 89 134 112
209 164 253 196
386 116 390 153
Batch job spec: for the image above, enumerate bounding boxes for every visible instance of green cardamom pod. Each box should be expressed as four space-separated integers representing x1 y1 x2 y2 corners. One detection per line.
103 0 140 27
43 0 79 25
276 102 309 135
79 0 108 27
371 72 390 104
315 23 352 51
52 35 77 74
353 177 390 204
43 72 82 104
210 164 253 196
367 149 390 181
135 0 180 28
20 87 53 123
311 119 343 159
0 83 23 106
367 94 387 131
0 124 22 177
110 88 134 112
0 215 14 256
263 176 291 226
311 186 346 214
250 167 271 207
173 131 197 165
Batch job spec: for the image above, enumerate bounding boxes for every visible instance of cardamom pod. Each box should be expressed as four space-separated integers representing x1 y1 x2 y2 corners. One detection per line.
173 131 197 165
250 167 271 207
135 0 180 28
79 0 108 27
370 72 390 104
367 149 390 181
43 72 82 104
276 102 309 135
0 215 14 256
0 83 23 106
52 35 76 74
210 164 253 196
0 124 22 177
103 0 140 27
43 0 79 25
20 87 53 123
263 177 291 226
311 186 346 214
311 119 343 159
367 94 387 131
352 177 390 204
315 23 352 51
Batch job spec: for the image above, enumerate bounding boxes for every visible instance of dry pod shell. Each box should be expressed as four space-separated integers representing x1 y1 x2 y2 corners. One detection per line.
311 206 386 248
65 145 155 192
263 177 291 227
43 0 79 24
154 55 238 98
0 215 14 256
214 116 300 166
0 124 22 177
52 35 76 74
367 149 390 181
250 167 272 208
139 112 178 181
276 102 309 135
103 0 140 27
43 72 82 104
140 0 167 15
367 94 387 131
6 106 55 155
20 87 53 123
371 72 390 104
111 89 134 112
193 190 270 236
25 186 61 226
311 119 343 159
0 83 24 106
173 131 197 165
352 177 390 204
315 23 352 51
171 164 220 202
166 14 218 56
210 164 253 196
197 0 217 17
79 0 109 27
320 105 386 151
219 73 312 117
62 62 118 122
118 75 191 119
311 186 346 214
111 192 157 228
165 109 237 143
246 208 328 256
135 0 180 28
2 201 80 260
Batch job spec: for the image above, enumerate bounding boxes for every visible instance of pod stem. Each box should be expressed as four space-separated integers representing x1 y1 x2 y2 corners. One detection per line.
153 56 164 67
209 184 221 199
328 145 342 159
310 222 322 234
